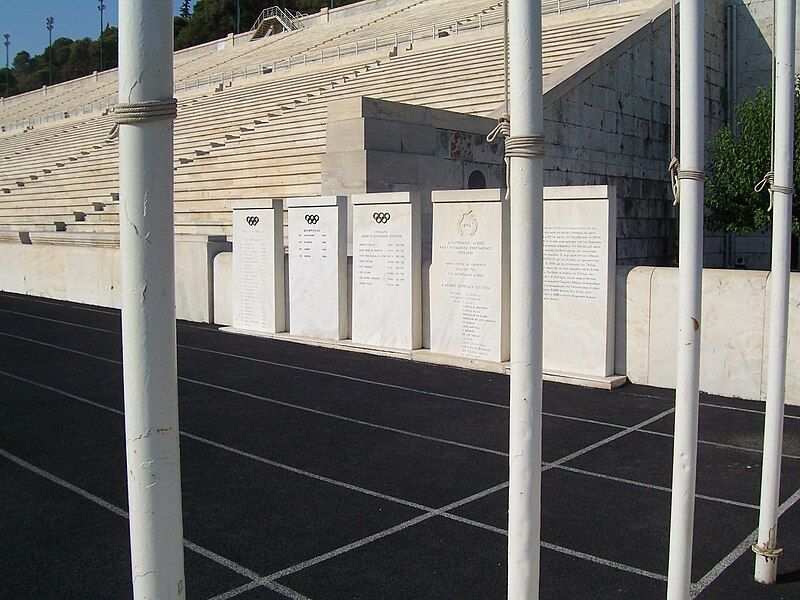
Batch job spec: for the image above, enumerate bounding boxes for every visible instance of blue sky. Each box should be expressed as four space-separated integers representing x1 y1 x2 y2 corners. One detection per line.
1 1 195 62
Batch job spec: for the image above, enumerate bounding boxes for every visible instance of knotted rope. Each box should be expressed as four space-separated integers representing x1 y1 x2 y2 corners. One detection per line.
755 171 794 211
486 113 510 143
487 113 546 198
486 0 546 199
114 98 178 125
505 134 546 159
751 2 794 213
668 158 705 205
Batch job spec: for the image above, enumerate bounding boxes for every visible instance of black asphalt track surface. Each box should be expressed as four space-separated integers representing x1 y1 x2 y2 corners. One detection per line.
1 290 799 599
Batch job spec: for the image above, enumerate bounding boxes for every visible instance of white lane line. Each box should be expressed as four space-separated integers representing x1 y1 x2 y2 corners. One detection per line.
689 484 800 598
699 438 800 460
215 478 668 600
0 306 507 410
2 305 724 444
211 483 510 600
9 299 800 427
6 366 762 553
544 408 676 469
0 369 432 512
541 541 667 582
0 330 120 363
700 401 800 421
180 376 509 457
0 369 691 592
550 464 760 510
642 427 800 460
0 331 506 457
0 370 680 598
0 448 310 600
4 365 771 543
0 336 783 510
4 293 120 316
0 446 127 518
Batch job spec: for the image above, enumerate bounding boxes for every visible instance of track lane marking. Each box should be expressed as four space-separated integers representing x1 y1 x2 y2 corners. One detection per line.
1 366 765 515
4 307 797 461
0 448 310 600
0 369 708 590
688 484 800 598
0 330 507 457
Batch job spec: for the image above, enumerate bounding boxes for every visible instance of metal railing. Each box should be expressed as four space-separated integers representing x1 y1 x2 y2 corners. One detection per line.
1 0 622 132
250 6 306 38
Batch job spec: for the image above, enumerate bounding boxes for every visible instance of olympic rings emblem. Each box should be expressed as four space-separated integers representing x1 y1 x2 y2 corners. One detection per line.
305 214 320 225
373 212 391 224
245 216 260 226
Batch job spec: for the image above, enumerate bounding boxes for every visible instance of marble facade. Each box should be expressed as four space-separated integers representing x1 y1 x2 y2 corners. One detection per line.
351 191 422 350
232 200 285 333
429 189 509 361
287 196 348 340
542 185 616 377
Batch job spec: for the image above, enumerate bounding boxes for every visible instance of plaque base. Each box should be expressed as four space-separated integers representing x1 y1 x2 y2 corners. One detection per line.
219 327 628 390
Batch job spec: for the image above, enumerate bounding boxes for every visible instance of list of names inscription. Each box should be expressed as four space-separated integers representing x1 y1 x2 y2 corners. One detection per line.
437 237 495 359
543 224 603 302
355 229 408 289
235 220 270 330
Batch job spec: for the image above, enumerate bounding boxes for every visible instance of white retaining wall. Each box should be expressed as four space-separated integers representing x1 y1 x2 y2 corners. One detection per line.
616 266 800 404
0 235 230 323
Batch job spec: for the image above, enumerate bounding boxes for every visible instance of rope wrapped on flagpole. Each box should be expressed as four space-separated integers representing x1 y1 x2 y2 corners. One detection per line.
114 98 178 124
486 0 546 198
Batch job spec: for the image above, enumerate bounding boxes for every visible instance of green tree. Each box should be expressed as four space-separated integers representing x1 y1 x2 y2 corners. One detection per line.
2 1 361 95
0 67 16 97
706 85 800 236
180 0 193 18
175 0 362 49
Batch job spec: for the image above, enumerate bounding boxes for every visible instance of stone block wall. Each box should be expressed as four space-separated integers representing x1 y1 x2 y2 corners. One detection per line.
0 234 230 323
541 0 726 266
731 0 800 101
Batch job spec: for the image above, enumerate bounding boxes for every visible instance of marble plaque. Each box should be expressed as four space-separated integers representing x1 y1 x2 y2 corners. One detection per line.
351 192 422 350
232 200 286 333
429 189 509 361
287 196 347 340
543 185 616 377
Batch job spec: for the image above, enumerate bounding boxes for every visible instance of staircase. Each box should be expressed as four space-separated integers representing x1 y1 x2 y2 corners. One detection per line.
250 6 305 40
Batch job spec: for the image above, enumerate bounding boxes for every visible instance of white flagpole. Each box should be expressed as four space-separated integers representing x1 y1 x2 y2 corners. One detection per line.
754 0 796 584
507 0 545 597
666 1 705 598
118 1 186 597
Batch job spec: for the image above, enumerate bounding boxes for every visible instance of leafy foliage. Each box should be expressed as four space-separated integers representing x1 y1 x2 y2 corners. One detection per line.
1 1 360 97
180 0 193 19
1 28 119 97
175 1 361 50
706 85 800 236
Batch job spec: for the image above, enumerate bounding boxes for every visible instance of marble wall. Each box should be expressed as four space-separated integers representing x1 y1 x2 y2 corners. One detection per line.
0 234 228 322
232 200 286 333
429 189 509 362
287 196 348 340
617 266 800 405
351 191 422 350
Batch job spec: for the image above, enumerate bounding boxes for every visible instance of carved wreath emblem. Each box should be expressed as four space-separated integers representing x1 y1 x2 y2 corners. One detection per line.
305 214 320 225
456 209 478 237
245 216 260 226
373 212 391 224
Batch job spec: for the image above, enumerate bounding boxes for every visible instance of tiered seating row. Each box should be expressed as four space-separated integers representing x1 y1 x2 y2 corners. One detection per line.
0 0 650 236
